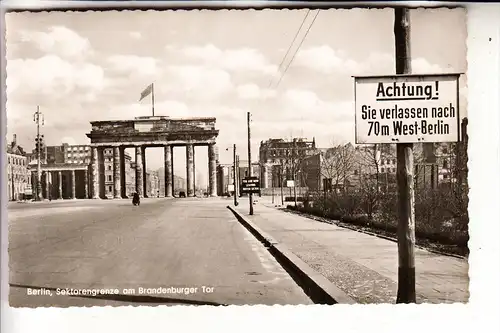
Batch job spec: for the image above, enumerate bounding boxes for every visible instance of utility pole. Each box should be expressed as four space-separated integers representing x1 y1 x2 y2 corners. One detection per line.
394 7 416 304
280 162 284 206
33 106 44 201
293 171 297 208
236 154 240 197
247 112 254 215
272 175 275 204
233 144 238 206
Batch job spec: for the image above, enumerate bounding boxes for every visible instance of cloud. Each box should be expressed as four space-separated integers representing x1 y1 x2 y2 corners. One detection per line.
129 32 142 39
7 55 106 99
106 55 158 76
295 45 448 75
163 65 233 100
109 100 191 120
60 136 77 145
236 83 276 100
281 89 353 121
19 26 92 59
181 44 277 75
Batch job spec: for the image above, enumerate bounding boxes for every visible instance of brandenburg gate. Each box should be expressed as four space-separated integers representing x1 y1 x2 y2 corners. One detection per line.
86 116 219 199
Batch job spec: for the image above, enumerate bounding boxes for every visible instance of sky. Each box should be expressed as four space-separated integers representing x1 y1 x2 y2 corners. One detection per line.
5 8 467 182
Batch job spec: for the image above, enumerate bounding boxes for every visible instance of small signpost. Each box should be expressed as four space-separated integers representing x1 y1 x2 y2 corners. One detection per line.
354 73 461 144
286 180 295 188
241 176 260 194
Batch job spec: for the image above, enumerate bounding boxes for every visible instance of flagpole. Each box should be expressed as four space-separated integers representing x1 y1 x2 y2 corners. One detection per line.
151 83 155 117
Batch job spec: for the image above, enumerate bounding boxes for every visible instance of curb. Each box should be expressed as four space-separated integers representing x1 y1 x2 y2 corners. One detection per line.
282 208 468 260
227 205 356 305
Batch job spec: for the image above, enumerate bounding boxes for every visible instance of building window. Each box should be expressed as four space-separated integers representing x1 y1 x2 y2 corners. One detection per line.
108 166 112 170
108 186 113 192
107 175 112 181
443 160 448 169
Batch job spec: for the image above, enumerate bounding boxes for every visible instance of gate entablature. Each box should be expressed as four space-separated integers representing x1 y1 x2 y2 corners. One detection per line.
85 116 219 199
87 116 219 146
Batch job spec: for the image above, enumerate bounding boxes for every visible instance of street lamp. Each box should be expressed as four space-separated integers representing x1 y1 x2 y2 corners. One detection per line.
225 144 238 207
33 106 44 201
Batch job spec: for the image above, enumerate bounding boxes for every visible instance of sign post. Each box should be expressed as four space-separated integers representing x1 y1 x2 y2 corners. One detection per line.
353 8 461 304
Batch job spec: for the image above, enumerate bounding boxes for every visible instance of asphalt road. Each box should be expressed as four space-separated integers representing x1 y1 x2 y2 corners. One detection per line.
8 198 312 307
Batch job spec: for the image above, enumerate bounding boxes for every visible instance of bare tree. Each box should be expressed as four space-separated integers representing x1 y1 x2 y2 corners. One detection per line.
320 142 356 193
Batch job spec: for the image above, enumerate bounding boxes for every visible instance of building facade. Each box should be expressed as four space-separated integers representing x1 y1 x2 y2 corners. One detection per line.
6 134 30 201
258 137 317 189
216 164 234 196
147 170 160 197
125 160 136 197
27 142 91 200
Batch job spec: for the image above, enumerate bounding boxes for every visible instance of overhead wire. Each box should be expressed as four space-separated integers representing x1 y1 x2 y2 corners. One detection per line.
267 9 311 89
273 9 320 90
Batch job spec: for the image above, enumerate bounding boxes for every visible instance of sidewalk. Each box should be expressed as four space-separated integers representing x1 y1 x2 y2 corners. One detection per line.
232 201 469 304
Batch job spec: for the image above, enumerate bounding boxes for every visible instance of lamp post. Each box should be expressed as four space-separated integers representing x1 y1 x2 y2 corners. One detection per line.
33 106 44 201
226 145 238 206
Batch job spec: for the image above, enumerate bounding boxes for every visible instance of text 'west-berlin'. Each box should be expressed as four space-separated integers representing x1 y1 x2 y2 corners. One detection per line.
360 103 456 137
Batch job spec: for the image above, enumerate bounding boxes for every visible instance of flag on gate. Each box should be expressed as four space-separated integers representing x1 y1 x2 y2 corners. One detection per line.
139 83 154 102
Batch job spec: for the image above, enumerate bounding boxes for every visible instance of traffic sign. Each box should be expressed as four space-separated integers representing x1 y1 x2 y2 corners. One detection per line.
241 176 260 194
354 73 461 144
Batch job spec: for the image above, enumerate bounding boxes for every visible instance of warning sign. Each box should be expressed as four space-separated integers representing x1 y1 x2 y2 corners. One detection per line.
354 74 461 144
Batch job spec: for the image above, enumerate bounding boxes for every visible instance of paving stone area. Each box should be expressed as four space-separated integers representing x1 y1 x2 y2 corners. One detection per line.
234 202 469 304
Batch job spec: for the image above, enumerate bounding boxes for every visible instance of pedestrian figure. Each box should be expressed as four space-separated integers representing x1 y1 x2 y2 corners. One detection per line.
132 192 140 206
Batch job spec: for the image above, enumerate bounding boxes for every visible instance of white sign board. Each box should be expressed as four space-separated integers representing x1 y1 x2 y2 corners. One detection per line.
354 74 461 144
286 180 295 188
227 184 235 192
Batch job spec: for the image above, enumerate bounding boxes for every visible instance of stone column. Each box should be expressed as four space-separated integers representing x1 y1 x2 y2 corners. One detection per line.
45 171 50 200
113 147 121 199
171 146 175 195
208 144 217 197
91 147 100 199
71 170 76 199
58 171 63 199
119 146 126 198
164 145 173 197
141 146 147 197
193 147 196 196
186 144 195 197
135 146 144 197
262 164 269 189
84 169 88 199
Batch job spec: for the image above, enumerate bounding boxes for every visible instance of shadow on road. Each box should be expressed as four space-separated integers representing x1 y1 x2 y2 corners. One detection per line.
10 283 227 307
